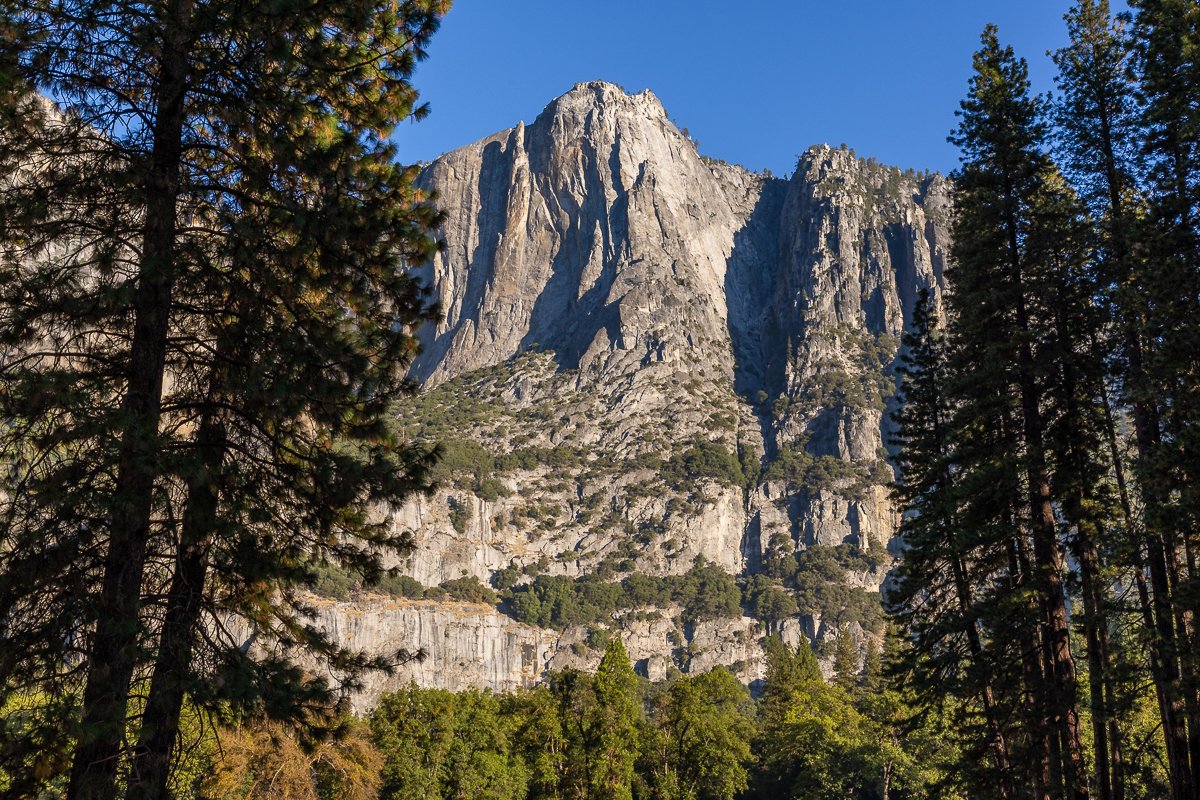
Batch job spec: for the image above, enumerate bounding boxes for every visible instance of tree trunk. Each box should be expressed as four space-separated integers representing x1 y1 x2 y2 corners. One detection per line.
1055 298 1118 800
1020 343 1088 800
1010 533 1052 800
1003 190 1088 799
124 405 225 800
1077 535 1114 800
66 0 194 795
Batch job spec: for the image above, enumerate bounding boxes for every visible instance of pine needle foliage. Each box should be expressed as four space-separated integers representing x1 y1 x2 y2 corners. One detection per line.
888 4 1200 799
0 0 450 797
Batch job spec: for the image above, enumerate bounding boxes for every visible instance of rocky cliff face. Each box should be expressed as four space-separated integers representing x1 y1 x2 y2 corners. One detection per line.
317 595 766 713
325 81 950 697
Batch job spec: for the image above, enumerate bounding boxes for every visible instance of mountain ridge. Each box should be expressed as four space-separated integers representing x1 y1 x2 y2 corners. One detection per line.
320 80 952 708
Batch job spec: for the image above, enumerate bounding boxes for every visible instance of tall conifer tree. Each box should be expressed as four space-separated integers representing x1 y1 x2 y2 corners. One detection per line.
887 289 1016 794
1128 2 1200 697
1057 4 1198 796
0 0 450 797
591 638 640 800
945 25 1090 799
1054 5 1195 797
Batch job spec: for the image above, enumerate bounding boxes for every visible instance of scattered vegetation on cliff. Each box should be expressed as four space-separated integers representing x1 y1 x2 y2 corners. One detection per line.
504 558 743 629
494 545 884 635
311 563 498 606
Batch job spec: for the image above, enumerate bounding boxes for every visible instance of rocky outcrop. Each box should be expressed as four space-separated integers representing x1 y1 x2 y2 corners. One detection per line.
764 147 950 550
329 81 949 698
314 595 764 712
313 596 553 711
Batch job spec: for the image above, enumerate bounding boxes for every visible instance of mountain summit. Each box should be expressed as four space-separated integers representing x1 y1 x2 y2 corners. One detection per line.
410 79 751 384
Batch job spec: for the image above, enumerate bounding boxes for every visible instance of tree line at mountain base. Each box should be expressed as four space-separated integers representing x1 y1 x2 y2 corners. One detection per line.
149 636 959 800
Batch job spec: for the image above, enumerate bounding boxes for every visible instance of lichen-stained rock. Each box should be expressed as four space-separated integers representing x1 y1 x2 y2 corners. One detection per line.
319 82 951 702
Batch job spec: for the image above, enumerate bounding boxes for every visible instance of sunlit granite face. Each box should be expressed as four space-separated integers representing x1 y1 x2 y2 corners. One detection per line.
324 82 952 703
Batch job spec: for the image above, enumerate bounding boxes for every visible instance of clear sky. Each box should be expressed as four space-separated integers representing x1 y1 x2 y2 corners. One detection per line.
393 1 1129 177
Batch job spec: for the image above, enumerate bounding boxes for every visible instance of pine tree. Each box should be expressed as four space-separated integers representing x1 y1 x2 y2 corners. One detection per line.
854 632 949 800
754 637 870 800
886 288 1016 793
833 628 859 691
1130 0 1200 539
862 637 883 695
1128 9 1200 766
946 25 1091 799
1057 4 1198 796
1038 163 1128 800
758 635 822 725
884 7 1198 800
0 0 450 797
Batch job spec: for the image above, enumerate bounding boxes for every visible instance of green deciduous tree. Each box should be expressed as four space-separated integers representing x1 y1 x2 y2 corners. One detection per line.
641 669 755 800
363 642 945 800
372 686 529 800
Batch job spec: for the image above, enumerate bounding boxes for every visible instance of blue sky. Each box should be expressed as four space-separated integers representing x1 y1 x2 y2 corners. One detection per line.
394 1 1129 177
